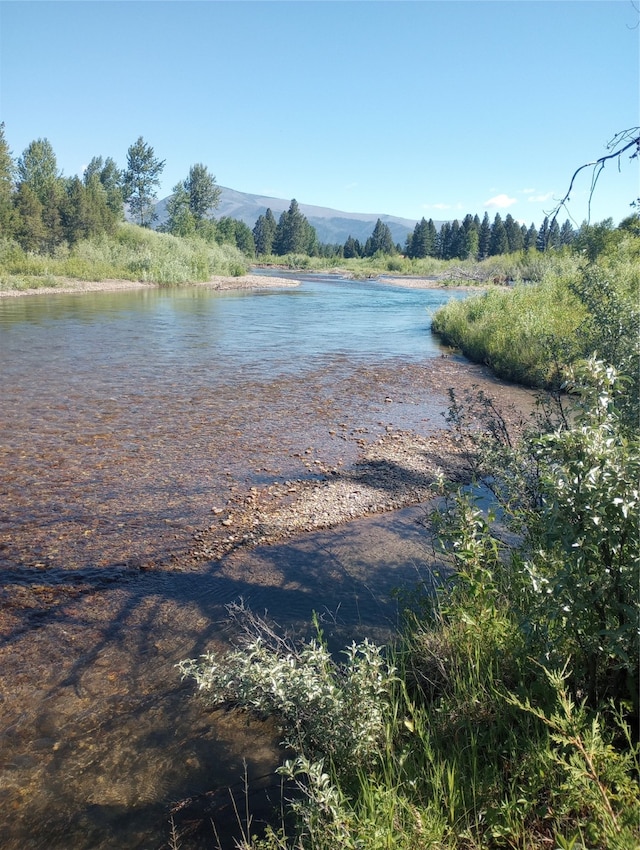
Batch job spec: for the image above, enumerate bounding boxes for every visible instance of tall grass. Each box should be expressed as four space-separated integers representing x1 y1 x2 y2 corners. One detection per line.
0 223 249 290
431 240 639 389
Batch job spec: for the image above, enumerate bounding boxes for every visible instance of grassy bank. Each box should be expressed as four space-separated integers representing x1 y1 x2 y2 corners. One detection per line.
0 222 249 290
431 223 639 391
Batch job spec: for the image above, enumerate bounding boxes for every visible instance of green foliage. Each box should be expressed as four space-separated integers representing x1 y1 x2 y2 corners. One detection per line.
253 208 277 256
431 229 638 389
17 137 60 205
0 222 248 288
179 607 395 775
122 136 165 227
273 200 318 256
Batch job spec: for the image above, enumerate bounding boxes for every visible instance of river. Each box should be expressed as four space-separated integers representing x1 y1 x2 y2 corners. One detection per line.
0 274 533 849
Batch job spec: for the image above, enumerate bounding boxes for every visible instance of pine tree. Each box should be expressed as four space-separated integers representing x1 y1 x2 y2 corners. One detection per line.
489 213 508 256
363 218 394 257
437 222 452 259
343 234 359 258
559 219 575 246
253 208 277 255
407 217 432 259
524 222 538 250
504 213 523 253
273 200 316 255
461 214 479 260
537 216 550 251
478 212 491 259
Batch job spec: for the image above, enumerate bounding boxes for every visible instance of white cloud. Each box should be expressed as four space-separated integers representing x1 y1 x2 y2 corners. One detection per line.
344 182 358 191
484 193 518 209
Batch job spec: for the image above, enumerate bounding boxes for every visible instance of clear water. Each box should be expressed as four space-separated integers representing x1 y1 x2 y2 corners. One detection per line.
0 275 479 849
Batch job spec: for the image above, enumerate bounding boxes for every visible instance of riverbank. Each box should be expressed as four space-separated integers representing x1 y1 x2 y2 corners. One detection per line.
0 273 302 298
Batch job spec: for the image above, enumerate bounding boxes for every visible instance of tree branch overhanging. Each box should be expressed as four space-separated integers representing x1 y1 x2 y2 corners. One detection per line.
546 127 640 237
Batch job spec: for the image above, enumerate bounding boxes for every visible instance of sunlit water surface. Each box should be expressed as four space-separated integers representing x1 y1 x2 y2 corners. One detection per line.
0 275 483 848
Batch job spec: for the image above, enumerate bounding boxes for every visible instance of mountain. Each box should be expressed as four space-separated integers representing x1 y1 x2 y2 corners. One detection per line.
152 187 440 246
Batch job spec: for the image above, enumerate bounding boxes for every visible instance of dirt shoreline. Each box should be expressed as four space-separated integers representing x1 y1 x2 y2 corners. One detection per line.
0 271 486 298
0 273 303 298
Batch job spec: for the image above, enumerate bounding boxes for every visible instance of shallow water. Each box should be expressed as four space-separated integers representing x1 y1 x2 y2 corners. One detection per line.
0 276 531 848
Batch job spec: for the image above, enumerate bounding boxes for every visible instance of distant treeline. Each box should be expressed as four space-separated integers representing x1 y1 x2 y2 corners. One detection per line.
0 124 597 262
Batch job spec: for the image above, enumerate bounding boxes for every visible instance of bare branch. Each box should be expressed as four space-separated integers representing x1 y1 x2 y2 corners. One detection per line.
544 127 640 240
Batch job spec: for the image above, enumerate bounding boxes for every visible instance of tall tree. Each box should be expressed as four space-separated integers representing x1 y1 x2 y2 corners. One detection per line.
122 136 165 227
524 222 538 250
559 219 575 247
537 216 550 251
273 200 316 255
184 163 220 220
504 213 523 253
84 155 123 217
252 208 277 255
460 214 479 260
407 217 436 259
17 138 60 205
364 218 395 256
478 212 491 259
489 213 508 256
165 183 195 236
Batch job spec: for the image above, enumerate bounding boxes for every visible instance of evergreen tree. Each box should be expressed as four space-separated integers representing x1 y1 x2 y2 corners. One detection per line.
407 218 430 259
364 218 395 256
122 136 165 227
343 234 359 258
559 219 575 246
504 213 523 253
524 222 538 250
253 208 277 255
489 213 508 256
537 216 552 251
478 211 491 259
449 219 463 259
461 214 479 260
437 221 452 259
273 200 316 255
548 217 561 250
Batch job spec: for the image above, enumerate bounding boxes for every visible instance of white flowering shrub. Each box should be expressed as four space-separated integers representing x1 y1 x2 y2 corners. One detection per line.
178 612 395 775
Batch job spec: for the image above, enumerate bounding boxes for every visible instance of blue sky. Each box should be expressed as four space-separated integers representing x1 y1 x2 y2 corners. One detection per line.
0 1 638 228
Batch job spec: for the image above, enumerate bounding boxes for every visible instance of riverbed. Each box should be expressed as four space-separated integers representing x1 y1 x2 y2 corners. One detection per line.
0 274 536 849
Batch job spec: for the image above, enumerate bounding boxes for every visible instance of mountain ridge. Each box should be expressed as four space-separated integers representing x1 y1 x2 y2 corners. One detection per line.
153 186 444 246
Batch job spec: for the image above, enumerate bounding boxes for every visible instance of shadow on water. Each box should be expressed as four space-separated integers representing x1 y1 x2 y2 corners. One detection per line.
0 502 444 850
